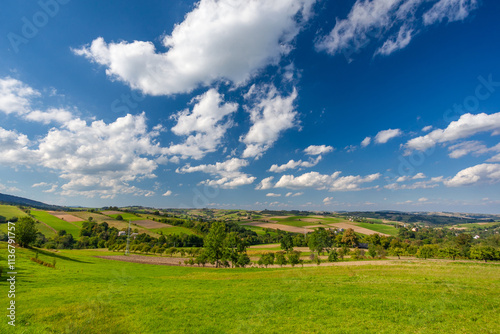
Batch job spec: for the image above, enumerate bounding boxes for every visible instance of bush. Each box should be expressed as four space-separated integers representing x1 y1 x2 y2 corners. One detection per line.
328 249 339 262
275 252 288 267
287 250 301 267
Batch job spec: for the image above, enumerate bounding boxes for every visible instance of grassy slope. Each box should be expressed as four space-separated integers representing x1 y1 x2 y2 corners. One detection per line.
1 243 498 334
0 204 28 221
351 222 400 236
30 211 81 238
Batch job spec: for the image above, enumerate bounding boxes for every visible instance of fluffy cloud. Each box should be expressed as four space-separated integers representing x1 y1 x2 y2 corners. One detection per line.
405 112 500 152
24 108 74 124
375 128 402 144
74 0 315 96
166 89 237 159
269 156 321 173
266 193 281 197
360 136 371 148
316 0 479 57
385 176 443 190
255 176 275 190
323 196 334 204
177 158 255 189
303 145 334 155
2 113 166 198
448 141 500 159
241 85 298 158
0 77 75 124
444 163 500 187
0 183 20 193
274 171 381 191
0 77 39 115
285 192 303 197
395 172 426 182
0 127 34 165
162 190 173 196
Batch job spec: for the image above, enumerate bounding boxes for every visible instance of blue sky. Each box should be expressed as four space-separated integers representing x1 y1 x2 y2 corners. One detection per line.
1 0 500 213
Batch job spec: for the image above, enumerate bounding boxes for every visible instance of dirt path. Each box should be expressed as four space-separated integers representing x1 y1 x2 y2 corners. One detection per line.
96 254 484 269
96 255 217 267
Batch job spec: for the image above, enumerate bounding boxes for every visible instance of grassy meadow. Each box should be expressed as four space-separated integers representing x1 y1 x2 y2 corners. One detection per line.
30 211 81 239
1 242 498 334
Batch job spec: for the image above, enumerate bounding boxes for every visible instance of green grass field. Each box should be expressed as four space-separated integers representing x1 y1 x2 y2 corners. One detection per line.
30 211 81 238
150 226 197 235
0 204 28 221
1 242 498 334
448 222 500 229
352 222 400 236
105 212 144 221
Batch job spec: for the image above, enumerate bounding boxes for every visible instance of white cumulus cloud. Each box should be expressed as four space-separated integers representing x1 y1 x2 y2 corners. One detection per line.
241 85 298 158
274 171 381 191
375 128 402 144
166 89 238 159
405 112 500 152
269 156 321 173
177 158 255 189
73 0 316 96
444 163 500 187
303 144 334 155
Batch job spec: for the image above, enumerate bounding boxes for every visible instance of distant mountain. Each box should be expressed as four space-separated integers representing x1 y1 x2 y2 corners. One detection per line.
0 193 65 211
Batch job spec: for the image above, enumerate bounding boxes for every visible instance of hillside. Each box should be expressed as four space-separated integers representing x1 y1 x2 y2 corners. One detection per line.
0 192 64 211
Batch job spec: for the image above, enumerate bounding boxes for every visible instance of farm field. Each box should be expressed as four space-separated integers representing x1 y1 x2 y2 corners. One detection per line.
150 226 197 236
0 204 28 221
351 222 400 236
0 242 498 334
30 210 81 238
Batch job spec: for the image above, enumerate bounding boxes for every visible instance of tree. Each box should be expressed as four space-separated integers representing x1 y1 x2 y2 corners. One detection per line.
236 253 251 267
308 228 332 255
287 250 301 267
204 221 227 268
328 249 339 262
416 244 437 259
469 245 498 262
17 217 38 247
115 214 124 221
275 251 288 267
280 233 294 253
391 247 404 259
439 246 460 260
341 228 359 247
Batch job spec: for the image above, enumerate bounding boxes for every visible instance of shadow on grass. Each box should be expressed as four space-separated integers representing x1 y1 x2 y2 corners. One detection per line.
30 247 91 263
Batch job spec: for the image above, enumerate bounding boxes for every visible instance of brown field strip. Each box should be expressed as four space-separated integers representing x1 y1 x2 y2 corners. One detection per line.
133 219 171 229
328 222 391 236
100 210 124 215
242 222 313 234
47 211 84 222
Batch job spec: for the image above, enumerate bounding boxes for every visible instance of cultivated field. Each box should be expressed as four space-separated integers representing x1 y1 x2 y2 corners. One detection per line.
0 243 498 333
242 221 313 234
46 211 84 223
132 219 170 229
329 222 392 236
31 210 82 238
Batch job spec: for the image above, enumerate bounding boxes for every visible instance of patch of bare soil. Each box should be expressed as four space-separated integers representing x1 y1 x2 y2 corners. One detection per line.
133 220 171 229
100 210 124 215
328 222 391 237
96 255 216 267
47 211 84 222
242 222 313 234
